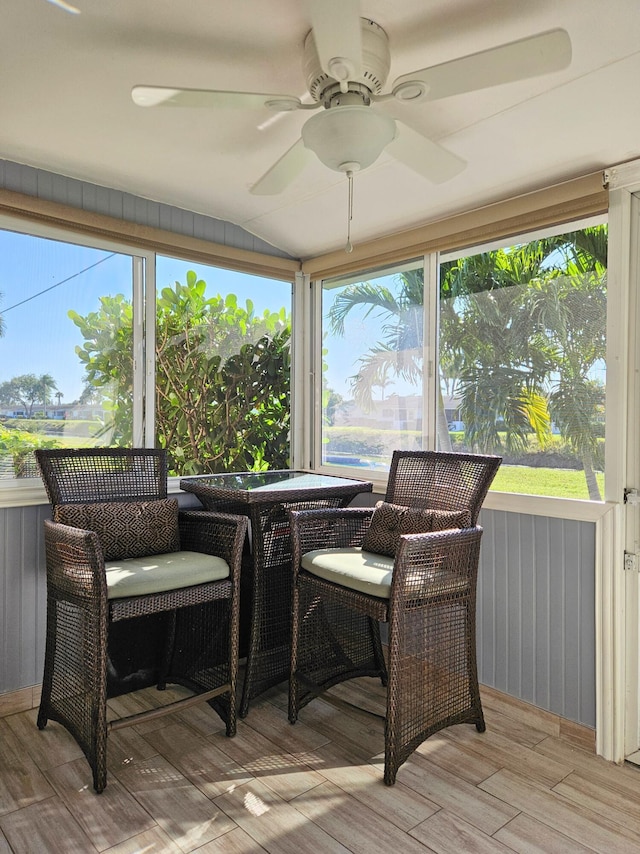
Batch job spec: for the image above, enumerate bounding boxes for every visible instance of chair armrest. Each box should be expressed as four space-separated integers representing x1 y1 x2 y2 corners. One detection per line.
43 519 107 602
390 526 483 604
178 509 248 584
288 506 375 562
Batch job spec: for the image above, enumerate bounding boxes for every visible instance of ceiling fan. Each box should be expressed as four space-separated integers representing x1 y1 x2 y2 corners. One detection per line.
131 0 571 196
46 0 81 14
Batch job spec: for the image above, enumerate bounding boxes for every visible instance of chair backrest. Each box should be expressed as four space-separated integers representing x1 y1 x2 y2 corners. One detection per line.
35 447 168 509
385 450 501 525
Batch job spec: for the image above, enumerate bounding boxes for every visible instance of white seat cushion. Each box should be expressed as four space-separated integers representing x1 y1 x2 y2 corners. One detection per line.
301 547 394 599
105 550 229 599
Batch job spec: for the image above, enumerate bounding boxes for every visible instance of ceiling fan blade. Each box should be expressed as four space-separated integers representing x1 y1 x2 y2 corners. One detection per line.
387 122 466 184
131 86 307 111
392 29 571 103
46 0 81 13
250 138 313 195
305 0 362 81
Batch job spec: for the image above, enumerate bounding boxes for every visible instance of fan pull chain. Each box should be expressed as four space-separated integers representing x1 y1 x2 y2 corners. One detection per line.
345 170 354 253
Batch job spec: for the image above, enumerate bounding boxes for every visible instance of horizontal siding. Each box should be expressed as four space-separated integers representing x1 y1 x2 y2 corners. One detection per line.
0 159 294 260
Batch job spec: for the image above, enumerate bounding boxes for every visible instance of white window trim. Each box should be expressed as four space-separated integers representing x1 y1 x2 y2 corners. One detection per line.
0 214 153 508
598 162 640 764
143 253 156 448
424 253 439 446
309 218 610 525
0 211 297 508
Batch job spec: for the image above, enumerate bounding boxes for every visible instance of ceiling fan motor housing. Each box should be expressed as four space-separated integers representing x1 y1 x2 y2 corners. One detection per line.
303 18 391 103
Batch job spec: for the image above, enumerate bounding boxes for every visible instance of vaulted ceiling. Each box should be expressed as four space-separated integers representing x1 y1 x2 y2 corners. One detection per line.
2 0 639 259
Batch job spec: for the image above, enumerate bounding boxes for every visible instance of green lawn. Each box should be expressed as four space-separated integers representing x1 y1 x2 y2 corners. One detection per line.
491 465 604 500
54 435 102 449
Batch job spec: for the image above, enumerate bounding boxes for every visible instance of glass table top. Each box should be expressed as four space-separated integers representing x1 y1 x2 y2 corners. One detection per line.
180 469 371 494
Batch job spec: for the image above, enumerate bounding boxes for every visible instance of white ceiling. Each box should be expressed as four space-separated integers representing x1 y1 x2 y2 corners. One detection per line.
2 0 639 260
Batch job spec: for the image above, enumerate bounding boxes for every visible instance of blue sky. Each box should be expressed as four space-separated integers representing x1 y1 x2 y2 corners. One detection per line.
0 226 418 408
322 270 424 401
0 229 291 403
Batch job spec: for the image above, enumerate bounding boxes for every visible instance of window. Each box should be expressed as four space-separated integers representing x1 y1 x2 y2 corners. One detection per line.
319 260 425 472
155 257 292 476
438 221 607 500
0 223 140 478
316 220 607 501
0 219 293 483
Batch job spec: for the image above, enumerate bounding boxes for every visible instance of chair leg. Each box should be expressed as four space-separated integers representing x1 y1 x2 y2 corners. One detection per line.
40 600 110 793
369 618 388 687
383 748 398 786
89 613 110 793
37 597 57 730
91 727 108 794
289 581 300 725
157 610 178 691
225 588 239 738
467 600 485 732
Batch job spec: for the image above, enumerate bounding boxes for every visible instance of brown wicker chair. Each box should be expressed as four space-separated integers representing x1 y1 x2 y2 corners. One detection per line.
35 448 247 793
288 450 501 785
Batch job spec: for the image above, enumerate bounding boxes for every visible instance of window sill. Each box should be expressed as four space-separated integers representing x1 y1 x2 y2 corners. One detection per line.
0 478 48 509
315 464 612 523
0 471 613 524
0 475 202 509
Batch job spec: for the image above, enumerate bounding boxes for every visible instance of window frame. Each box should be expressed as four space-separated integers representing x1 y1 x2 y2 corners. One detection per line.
0 174 613 521
0 213 297 507
312 257 432 480
308 216 613 523
0 215 152 506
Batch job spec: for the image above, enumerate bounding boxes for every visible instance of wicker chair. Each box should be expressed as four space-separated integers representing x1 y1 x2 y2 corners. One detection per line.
35 448 247 793
288 450 501 785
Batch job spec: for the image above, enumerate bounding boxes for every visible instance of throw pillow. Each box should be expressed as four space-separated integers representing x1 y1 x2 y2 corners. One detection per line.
361 501 472 557
361 501 433 557
54 498 180 561
430 508 472 531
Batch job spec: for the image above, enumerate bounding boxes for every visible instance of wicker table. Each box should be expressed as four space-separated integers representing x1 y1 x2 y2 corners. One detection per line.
180 470 373 716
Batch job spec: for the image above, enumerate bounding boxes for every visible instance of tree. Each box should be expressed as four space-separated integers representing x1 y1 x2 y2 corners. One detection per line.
0 373 58 417
327 267 442 445
524 241 607 498
37 373 57 418
438 232 607 498
70 293 134 440
441 246 556 455
70 271 291 475
326 226 608 498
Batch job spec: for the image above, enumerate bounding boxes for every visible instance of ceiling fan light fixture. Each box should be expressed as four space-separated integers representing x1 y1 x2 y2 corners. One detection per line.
301 105 396 172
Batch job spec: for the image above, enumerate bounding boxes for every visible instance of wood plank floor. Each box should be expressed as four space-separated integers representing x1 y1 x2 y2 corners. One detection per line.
0 677 639 853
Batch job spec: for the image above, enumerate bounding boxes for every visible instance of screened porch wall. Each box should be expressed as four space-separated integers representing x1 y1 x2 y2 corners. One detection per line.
0 161 597 728
477 509 596 728
0 503 597 727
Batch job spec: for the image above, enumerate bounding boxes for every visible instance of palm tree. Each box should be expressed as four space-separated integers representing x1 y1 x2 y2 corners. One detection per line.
442 249 546 451
326 226 608 497
37 373 58 419
523 247 607 499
